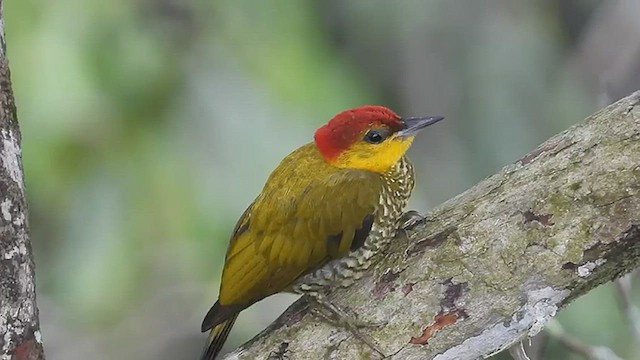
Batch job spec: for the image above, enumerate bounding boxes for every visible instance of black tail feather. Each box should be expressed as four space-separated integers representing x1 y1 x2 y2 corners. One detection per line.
200 313 239 360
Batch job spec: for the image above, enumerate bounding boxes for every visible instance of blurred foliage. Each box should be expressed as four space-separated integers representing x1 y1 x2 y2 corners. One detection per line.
4 0 639 359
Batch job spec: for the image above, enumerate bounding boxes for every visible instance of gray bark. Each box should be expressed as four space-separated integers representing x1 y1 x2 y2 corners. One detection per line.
0 1 45 359
222 91 640 360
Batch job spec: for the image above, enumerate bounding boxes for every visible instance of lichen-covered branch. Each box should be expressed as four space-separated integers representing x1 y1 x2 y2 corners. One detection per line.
0 1 45 359
223 91 640 360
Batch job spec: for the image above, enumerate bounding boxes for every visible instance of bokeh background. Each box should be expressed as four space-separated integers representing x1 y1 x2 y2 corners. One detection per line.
6 0 640 359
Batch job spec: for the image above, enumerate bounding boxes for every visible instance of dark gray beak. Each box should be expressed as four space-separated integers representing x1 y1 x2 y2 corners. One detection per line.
397 116 444 138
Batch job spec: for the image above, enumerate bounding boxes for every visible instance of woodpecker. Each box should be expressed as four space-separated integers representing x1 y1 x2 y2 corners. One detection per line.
200 106 443 359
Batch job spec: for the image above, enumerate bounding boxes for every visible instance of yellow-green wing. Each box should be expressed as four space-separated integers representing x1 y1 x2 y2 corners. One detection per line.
217 144 383 307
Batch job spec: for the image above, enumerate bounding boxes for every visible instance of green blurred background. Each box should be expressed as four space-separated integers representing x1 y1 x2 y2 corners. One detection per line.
6 0 640 359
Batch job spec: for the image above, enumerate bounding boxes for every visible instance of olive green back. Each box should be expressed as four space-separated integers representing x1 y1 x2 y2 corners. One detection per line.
218 143 383 306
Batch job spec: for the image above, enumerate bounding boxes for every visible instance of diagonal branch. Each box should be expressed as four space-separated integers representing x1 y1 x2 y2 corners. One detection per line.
0 1 46 359
223 91 640 360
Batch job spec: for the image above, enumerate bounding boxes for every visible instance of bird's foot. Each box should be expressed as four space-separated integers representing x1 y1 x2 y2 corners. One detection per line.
309 303 387 329
400 210 425 231
307 294 386 357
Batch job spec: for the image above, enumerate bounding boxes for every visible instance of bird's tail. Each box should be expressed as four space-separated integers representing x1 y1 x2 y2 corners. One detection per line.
200 313 239 360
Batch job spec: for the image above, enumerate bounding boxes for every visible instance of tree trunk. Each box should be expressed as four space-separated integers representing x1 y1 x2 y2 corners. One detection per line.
223 91 640 360
0 1 46 359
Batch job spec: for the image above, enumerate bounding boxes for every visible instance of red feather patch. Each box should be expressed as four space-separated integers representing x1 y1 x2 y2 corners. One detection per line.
314 106 402 161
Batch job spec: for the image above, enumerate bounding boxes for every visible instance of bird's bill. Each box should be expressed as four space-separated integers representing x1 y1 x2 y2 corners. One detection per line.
397 116 444 138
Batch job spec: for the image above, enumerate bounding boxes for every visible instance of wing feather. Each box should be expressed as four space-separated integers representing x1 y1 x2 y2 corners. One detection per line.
218 145 383 307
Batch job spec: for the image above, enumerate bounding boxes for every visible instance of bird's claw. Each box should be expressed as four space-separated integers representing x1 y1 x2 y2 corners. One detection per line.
309 305 386 328
336 317 387 356
400 210 425 231
308 296 386 357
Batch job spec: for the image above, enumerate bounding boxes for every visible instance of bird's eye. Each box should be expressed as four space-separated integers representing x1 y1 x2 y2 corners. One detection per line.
364 130 387 144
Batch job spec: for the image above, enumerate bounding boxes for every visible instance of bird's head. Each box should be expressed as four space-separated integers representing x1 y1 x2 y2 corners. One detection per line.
314 106 443 173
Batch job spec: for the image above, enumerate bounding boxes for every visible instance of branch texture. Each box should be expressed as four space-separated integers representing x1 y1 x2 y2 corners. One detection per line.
0 1 45 359
223 91 640 360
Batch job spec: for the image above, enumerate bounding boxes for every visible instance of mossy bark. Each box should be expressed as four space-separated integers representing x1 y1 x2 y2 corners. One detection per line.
223 91 640 360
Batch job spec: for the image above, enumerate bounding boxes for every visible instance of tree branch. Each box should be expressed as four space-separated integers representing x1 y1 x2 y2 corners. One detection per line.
222 91 640 360
0 1 46 359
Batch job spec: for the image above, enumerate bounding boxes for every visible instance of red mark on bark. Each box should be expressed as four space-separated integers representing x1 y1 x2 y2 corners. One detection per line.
409 278 470 345
409 310 467 345
522 210 554 226
372 269 402 300
14 339 37 360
